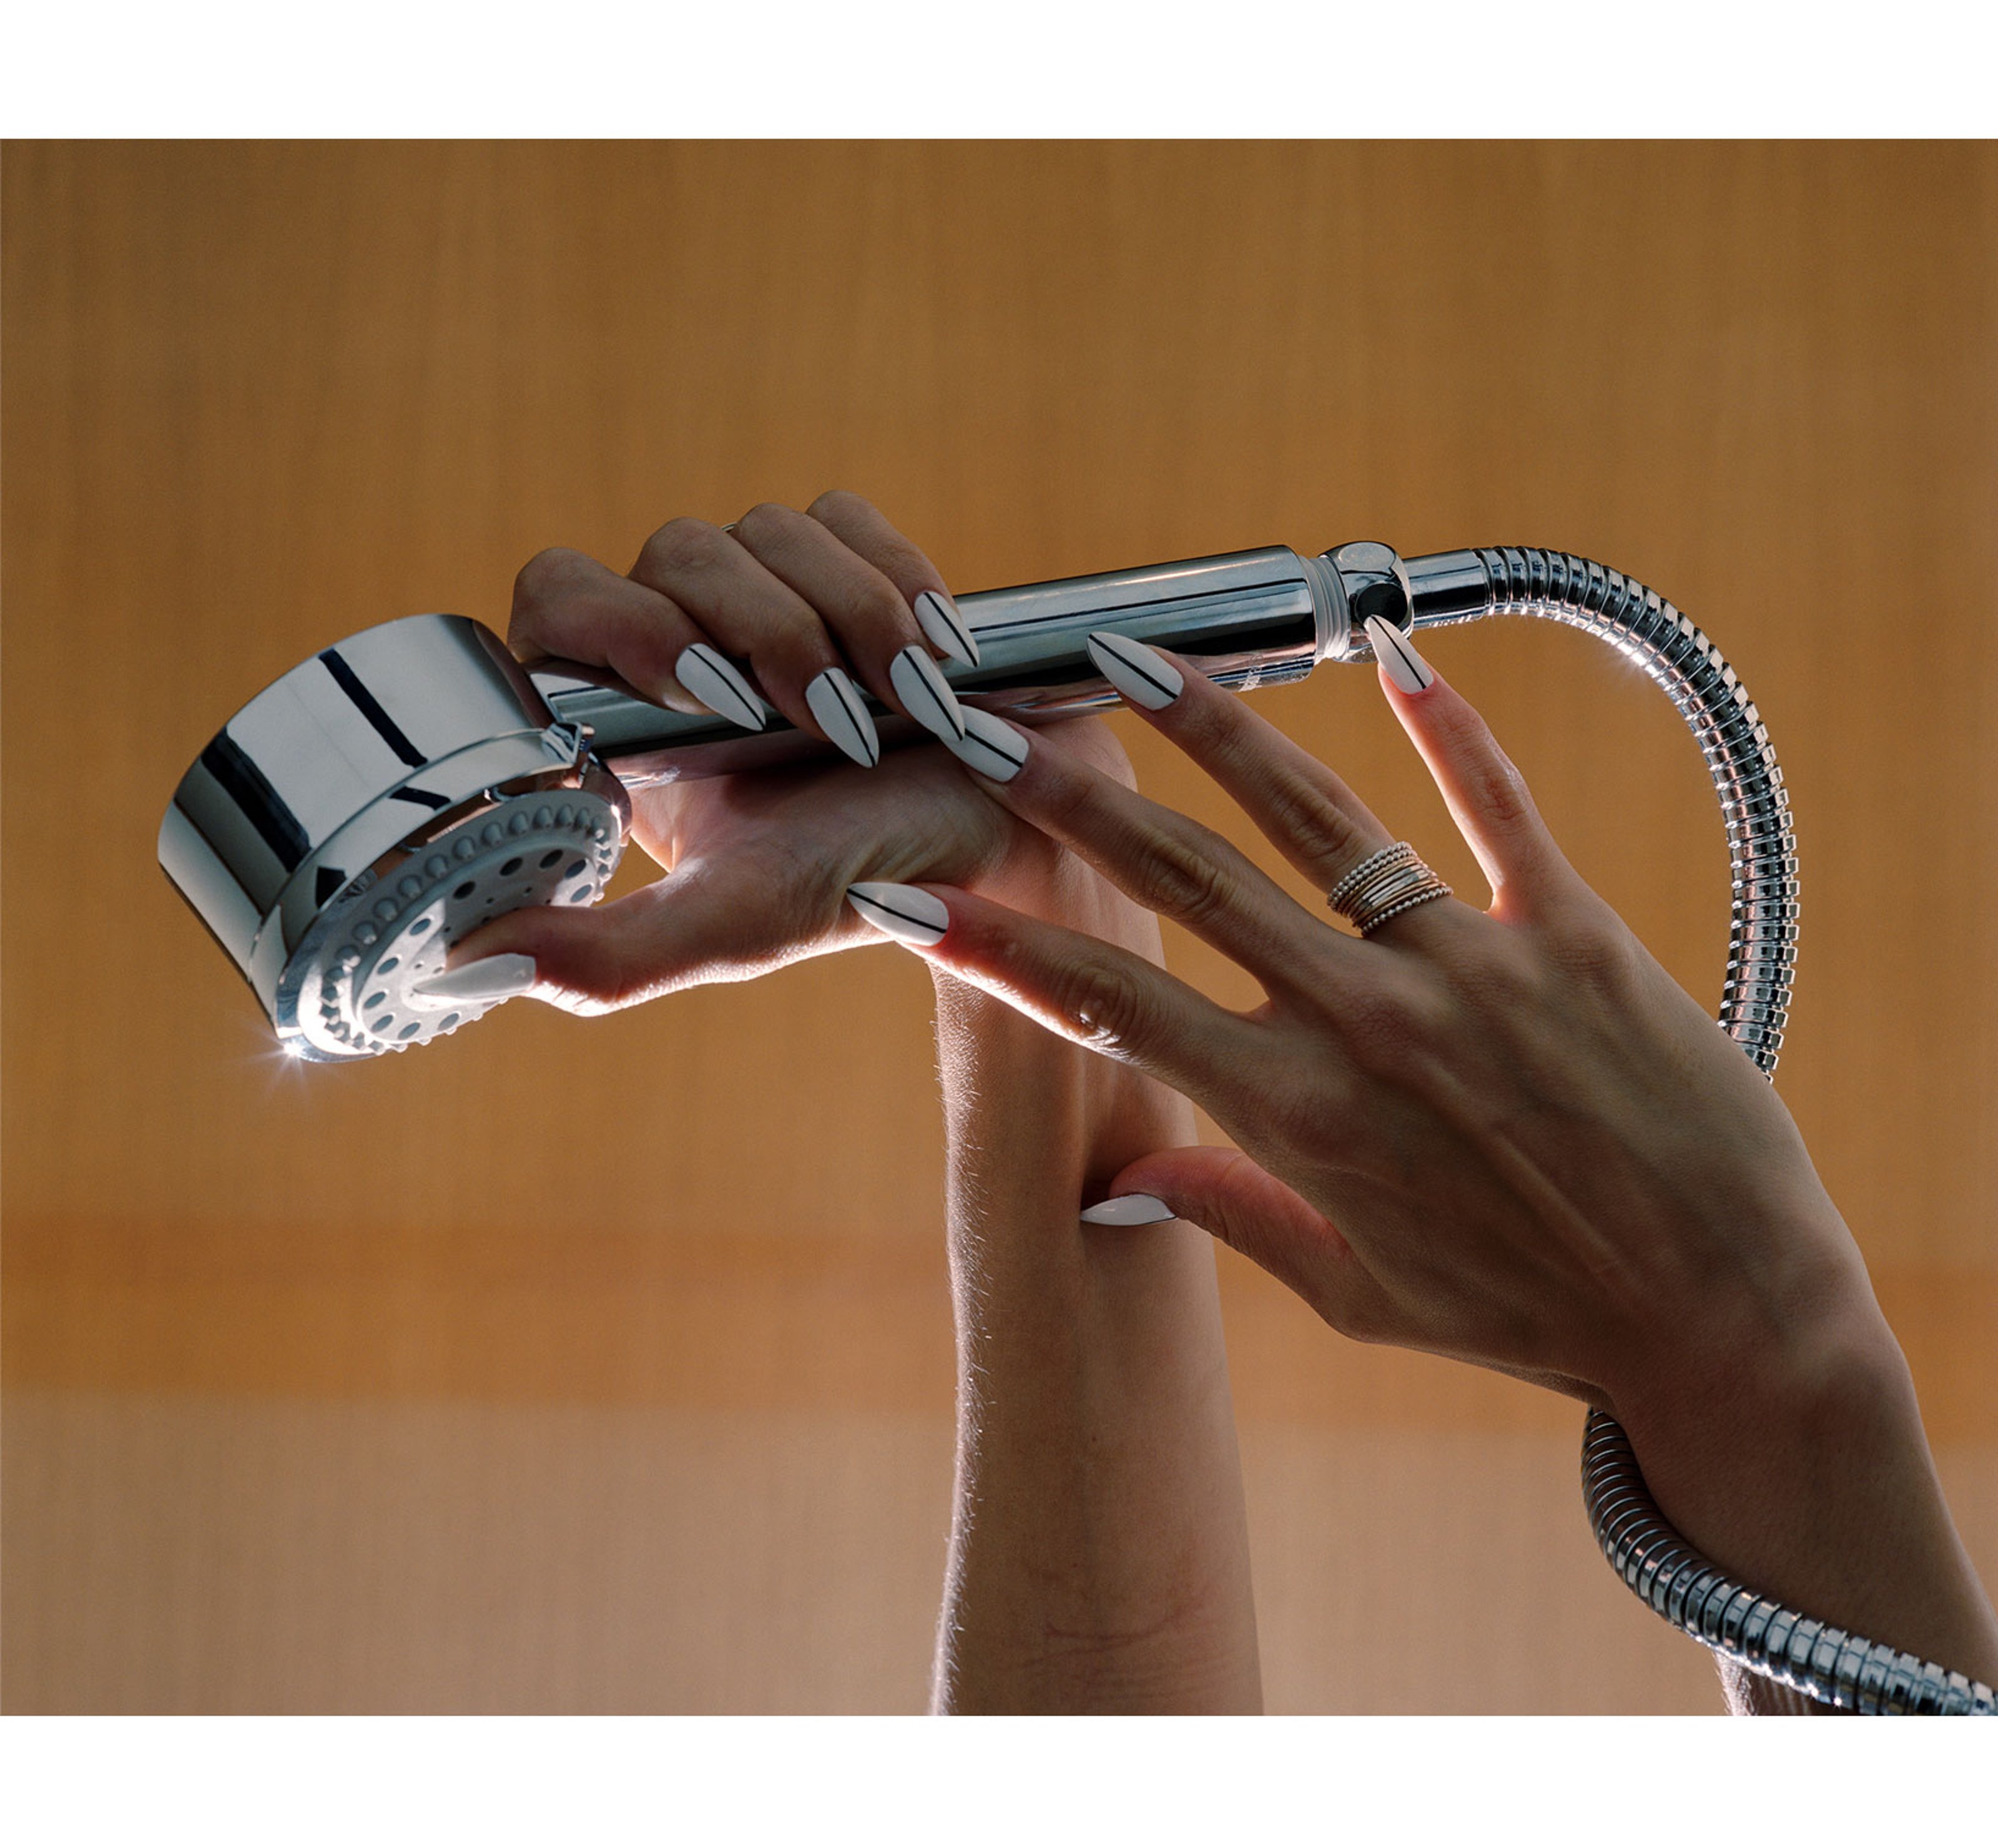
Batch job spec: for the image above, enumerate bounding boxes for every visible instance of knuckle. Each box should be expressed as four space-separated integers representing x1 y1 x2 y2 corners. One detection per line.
639 516 721 576
511 545 592 616
806 487 874 524
1133 824 1238 928
1434 704 1537 832
1457 932 1550 1015
1548 907 1637 993
733 501 794 544
1464 747 1537 835
1044 955 1158 1059
1267 780 1365 877
1036 760 1107 836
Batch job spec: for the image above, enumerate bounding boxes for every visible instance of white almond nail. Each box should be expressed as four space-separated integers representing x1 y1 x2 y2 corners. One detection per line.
1079 1194 1177 1226
1363 616 1434 694
845 882 950 949
411 953 539 1003
942 706 1030 784
890 645 967 742
1086 631 1183 710
675 642 767 732
913 588 981 668
806 667 881 768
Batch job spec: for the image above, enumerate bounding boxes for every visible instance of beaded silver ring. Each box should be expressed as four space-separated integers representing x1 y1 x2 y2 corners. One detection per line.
1327 840 1453 936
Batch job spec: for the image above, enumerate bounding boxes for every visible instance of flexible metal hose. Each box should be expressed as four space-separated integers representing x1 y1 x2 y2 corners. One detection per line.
1406 548 1992 1714
1406 546 1797 1076
1582 1410 1996 1713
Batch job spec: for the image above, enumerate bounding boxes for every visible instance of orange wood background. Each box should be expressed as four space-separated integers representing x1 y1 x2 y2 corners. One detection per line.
4 141 1994 1713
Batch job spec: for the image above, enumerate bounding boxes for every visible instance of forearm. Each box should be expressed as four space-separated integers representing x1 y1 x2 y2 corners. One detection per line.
1612 1237 1998 1713
927 855 1260 1714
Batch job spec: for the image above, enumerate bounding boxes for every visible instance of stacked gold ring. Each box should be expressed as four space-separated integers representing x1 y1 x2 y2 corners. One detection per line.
1326 841 1453 936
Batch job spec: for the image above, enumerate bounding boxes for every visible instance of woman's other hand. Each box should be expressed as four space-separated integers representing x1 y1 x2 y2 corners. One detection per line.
446 491 1122 1006
846 624 1998 1693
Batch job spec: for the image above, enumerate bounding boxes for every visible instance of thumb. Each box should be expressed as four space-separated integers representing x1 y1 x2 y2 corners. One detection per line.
437 853 803 1015
1086 1144 1374 1333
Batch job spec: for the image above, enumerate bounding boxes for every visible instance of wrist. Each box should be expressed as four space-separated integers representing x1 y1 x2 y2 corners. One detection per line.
1602 1274 1998 1685
1613 1283 1915 1511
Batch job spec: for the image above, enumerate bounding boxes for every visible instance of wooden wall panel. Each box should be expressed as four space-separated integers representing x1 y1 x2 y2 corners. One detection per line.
4 142 1994 1713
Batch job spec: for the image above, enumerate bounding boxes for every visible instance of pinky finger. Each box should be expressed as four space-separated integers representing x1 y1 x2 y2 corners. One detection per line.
844 879 1263 1109
1362 616 1577 914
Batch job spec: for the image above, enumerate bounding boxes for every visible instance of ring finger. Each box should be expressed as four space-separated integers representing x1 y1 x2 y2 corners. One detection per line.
634 512 965 767
1085 633 1464 948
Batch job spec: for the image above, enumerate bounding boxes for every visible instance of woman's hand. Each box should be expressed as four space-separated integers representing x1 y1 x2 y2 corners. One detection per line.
453 493 1262 1709
448 491 1125 1004
845 623 1998 1696
846 622 1859 1415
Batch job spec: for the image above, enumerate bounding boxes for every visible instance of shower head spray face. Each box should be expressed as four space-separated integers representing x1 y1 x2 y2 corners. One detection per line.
160 612 631 1061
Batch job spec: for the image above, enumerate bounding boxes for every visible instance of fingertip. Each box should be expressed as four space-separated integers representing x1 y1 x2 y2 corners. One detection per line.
1078 1192 1178 1226
845 880 952 950
1362 615 1437 699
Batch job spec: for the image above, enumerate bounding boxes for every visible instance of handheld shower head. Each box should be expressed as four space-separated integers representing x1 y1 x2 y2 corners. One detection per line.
159 613 631 1060
160 543 1352 1060
160 536 1793 1076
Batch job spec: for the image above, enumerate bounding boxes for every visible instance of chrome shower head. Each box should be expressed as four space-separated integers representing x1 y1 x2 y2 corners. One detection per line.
161 543 1347 1060
160 612 629 1061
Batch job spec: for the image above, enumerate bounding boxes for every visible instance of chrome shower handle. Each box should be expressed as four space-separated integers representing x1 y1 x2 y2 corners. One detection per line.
529 543 1350 788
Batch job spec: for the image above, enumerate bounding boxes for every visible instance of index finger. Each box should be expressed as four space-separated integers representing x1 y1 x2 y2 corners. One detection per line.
939 705 1362 1001
845 879 1269 1111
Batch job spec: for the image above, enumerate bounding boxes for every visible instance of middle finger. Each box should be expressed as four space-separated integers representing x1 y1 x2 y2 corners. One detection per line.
632 512 966 763
952 709 1356 999
1085 633 1464 950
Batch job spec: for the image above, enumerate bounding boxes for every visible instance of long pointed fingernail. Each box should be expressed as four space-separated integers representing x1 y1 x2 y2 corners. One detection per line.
1079 1194 1176 1226
1362 616 1434 695
411 953 538 1002
674 642 767 731
942 706 1029 784
806 666 881 768
845 881 950 948
1086 631 1183 710
913 588 981 669
890 645 967 743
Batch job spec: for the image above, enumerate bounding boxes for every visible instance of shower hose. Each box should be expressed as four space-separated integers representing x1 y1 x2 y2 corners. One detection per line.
1405 548 1993 1714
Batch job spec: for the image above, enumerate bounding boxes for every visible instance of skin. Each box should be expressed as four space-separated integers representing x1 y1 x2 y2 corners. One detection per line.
867 637 1998 1711
461 491 1998 1712
464 493 1261 1712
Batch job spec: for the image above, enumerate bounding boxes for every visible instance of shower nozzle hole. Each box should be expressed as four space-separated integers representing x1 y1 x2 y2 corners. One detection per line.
438 1013 460 1031
453 881 476 901
377 956 399 974
397 1021 423 1040
500 857 523 877
564 859 586 878
363 991 387 1010
539 850 563 870
408 918 431 935
570 885 594 903
371 1015 395 1035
